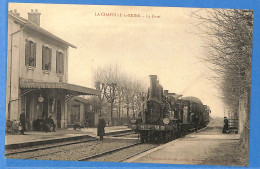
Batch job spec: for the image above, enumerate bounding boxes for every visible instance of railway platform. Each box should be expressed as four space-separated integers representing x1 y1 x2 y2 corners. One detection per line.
5 126 131 149
125 118 247 166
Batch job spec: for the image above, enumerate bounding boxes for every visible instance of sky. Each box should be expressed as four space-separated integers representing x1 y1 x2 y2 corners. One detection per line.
9 3 225 117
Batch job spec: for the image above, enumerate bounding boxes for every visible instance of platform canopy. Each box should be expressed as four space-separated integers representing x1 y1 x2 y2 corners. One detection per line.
20 78 101 96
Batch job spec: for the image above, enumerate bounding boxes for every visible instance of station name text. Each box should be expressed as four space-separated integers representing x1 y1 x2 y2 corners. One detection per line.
95 12 160 18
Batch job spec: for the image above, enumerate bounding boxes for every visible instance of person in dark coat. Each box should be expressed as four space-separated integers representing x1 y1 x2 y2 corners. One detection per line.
33 115 44 131
42 116 50 132
46 115 56 132
19 110 26 135
97 114 106 141
222 117 229 133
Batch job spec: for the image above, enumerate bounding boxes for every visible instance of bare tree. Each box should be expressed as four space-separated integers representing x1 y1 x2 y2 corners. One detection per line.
121 75 134 118
192 9 253 149
92 63 147 125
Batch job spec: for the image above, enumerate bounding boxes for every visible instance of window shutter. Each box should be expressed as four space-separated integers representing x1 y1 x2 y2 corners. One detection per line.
25 41 30 66
59 52 62 74
61 53 64 74
49 48 52 71
33 43 36 67
42 46 45 70
56 51 59 73
45 48 49 68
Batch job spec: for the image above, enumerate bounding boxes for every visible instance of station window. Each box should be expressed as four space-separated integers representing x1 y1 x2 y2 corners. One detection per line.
25 39 36 67
42 44 52 71
56 50 64 74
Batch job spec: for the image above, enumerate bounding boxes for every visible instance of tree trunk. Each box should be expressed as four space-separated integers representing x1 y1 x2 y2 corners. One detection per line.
126 106 129 118
118 100 121 120
110 102 113 126
132 103 135 117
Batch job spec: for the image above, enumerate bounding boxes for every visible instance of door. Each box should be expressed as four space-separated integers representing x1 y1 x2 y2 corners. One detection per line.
25 95 31 131
57 99 61 128
183 106 188 124
71 105 80 124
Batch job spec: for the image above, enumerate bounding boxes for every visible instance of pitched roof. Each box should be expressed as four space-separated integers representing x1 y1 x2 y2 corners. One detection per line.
9 12 76 48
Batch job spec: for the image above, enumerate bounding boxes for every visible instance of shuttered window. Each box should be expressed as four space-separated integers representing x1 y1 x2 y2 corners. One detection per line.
25 40 36 67
56 51 64 74
42 45 52 71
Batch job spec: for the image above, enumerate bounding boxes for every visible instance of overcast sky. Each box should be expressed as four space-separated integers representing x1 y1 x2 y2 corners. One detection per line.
9 3 225 117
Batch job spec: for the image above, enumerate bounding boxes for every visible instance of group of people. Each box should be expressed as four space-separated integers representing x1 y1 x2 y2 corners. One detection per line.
19 110 56 135
33 115 56 132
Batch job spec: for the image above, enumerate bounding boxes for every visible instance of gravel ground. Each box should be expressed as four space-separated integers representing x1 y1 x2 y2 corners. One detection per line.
5 137 96 155
108 133 139 139
6 138 139 161
88 143 158 162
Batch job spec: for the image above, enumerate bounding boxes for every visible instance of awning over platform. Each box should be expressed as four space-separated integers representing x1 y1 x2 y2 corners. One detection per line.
20 79 101 96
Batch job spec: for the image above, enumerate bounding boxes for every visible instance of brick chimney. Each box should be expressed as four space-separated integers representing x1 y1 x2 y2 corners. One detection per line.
9 9 20 16
28 9 41 26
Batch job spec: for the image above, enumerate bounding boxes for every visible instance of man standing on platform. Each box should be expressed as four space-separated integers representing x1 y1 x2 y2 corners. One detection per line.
19 110 26 135
222 117 229 133
97 114 106 141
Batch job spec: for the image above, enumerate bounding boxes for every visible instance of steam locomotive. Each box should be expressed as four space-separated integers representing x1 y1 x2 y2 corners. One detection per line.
131 75 210 143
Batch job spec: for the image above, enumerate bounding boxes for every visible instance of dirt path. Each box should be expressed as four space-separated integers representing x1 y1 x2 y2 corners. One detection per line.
126 118 248 166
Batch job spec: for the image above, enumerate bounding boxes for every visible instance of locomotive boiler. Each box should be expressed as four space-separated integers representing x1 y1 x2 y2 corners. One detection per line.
131 75 210 143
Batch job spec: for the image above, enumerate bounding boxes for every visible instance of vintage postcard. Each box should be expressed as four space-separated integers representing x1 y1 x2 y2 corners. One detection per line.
4 2 253 167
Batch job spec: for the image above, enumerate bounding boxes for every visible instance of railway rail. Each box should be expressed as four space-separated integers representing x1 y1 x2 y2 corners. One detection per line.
5 133 140 161
5 137 98 156
5 130 135 156
83 143 159 162
78 142 142 161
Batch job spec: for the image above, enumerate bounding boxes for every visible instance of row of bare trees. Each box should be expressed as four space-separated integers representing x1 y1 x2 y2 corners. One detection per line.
193 9 253 149
91 64 146 125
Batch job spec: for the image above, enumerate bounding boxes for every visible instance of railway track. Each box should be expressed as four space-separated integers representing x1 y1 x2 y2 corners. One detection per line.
6 128 207 161
78 142 141 161
5 137 98 156
81 143 159 162
5 130 135 156
6 134 140 161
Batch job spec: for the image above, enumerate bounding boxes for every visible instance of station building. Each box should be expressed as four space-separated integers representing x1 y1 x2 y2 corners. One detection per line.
6 9 100 130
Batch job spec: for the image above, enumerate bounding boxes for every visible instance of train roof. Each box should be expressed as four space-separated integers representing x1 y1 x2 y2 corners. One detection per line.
181 96 203 105
182 96 205 112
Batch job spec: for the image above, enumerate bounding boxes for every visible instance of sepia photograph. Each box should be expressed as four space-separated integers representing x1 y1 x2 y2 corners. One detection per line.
4 3 253 166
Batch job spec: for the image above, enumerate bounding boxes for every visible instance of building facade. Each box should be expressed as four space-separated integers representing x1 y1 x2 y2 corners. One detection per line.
6 9 100 130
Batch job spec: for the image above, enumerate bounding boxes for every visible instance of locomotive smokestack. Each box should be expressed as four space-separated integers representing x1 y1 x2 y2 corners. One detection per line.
157 83 163 103
148 75 158 101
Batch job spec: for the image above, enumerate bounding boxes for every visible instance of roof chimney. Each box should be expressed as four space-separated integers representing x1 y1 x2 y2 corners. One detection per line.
10 9 20 16
28 9 41 26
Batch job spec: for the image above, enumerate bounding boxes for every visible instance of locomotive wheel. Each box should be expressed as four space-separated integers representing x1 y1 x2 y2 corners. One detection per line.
166 132 172 142
162 132 171 143
141 137 145 143
140 133 144 143
140 132 147 143
171 131 176 140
